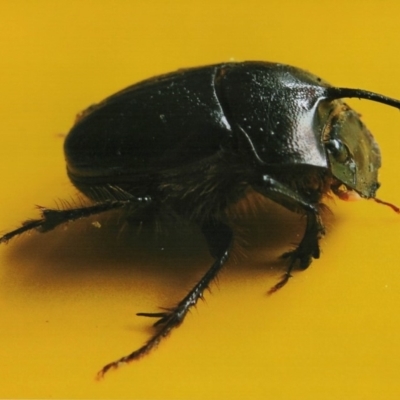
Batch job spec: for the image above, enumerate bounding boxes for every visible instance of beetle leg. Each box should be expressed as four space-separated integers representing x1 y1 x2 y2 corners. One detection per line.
269 210 323 293
97 220 233 378
252 175 324 293
0 197 152 244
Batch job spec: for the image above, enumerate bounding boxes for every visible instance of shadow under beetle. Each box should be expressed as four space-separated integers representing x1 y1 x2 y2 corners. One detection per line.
1 61 400 377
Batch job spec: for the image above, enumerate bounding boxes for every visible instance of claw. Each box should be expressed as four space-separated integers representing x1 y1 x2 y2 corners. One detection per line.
136 312 169 318
268 273 292 294
137 311 171 326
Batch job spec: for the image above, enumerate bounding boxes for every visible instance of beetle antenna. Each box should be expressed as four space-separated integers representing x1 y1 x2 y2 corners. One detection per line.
326 87 400 110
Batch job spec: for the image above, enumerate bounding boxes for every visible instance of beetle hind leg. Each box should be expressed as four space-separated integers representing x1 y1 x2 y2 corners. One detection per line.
97 220 233 378
0 197 152 244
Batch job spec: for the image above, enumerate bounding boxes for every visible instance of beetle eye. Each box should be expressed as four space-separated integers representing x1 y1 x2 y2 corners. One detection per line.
326 139 351 163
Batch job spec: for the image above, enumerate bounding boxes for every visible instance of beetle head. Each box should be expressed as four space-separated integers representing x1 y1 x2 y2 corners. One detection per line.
321 100 381 199
324 87 400 199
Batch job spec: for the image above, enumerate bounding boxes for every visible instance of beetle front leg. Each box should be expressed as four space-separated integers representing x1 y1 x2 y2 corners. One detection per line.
97 220 233 378
269 209 324 293
253 175 325 293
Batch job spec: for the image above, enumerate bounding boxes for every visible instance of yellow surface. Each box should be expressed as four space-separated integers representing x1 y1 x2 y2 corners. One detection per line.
1 1 400 398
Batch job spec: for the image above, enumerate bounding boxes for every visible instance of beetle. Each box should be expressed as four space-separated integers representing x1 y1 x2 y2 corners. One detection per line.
1 61 400 377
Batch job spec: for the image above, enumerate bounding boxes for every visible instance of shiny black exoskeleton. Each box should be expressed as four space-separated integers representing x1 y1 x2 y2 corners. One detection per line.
2 61 400 377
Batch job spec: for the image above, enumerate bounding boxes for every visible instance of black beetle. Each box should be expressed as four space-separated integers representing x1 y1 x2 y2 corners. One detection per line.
2 61 400 377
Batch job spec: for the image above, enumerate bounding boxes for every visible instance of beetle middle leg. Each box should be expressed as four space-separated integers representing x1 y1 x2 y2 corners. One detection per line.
252 175 325 293
97 220 233 378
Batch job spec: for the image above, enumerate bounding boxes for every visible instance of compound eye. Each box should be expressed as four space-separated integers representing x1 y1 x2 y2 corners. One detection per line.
326 139 351 163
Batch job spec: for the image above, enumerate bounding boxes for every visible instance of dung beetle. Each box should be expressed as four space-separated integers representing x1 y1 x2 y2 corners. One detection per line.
1 61 400 377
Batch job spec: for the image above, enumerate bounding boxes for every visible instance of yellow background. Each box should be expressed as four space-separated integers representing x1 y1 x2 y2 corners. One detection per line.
1 1 400 398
